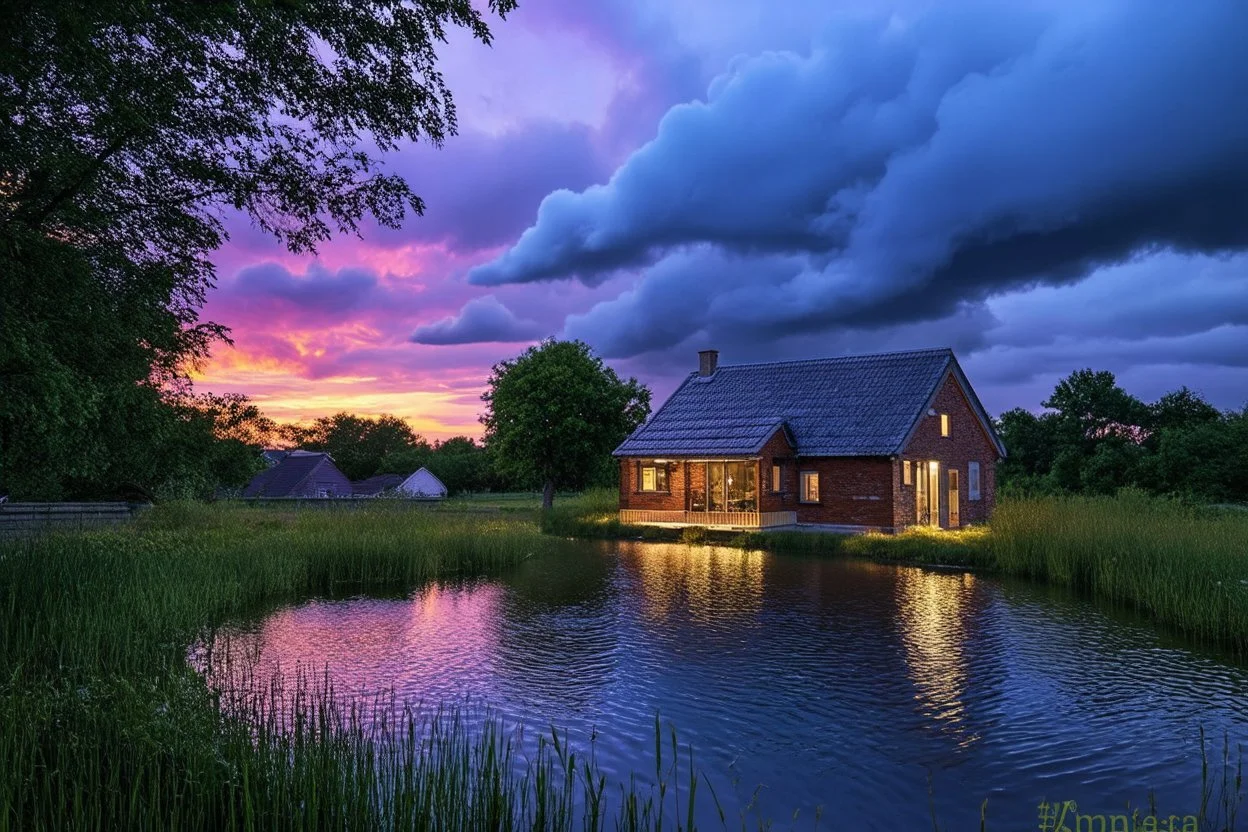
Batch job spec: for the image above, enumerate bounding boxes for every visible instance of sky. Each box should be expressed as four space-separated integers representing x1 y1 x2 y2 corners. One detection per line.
196 0 1248 441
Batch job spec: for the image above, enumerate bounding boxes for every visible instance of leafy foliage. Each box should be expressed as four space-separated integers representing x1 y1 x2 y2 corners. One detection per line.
0 0 514 499
997 369 1248 503
286 413 429 481
481 340 650 508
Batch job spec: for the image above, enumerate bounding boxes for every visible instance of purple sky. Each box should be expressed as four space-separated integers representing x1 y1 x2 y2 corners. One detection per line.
198 0 1248 439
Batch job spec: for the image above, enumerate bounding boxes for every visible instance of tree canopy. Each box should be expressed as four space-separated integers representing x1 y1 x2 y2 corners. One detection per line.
481 340 650 509
997 369 1248 503
0 0 515 498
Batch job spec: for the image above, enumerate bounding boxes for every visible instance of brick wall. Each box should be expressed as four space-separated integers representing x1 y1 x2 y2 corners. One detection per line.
619 458 687 511
787 457 895 528
896 372 1000 528
758 429 795 513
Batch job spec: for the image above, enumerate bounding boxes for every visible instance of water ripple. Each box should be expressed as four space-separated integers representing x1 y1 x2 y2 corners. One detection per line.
197 541 1248 830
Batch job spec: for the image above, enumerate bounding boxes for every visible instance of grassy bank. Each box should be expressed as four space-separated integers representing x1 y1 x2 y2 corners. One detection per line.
0 504 712 830
547 489 1248 652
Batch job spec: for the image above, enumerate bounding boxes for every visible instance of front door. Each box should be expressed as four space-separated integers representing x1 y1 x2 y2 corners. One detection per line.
948 469 960 528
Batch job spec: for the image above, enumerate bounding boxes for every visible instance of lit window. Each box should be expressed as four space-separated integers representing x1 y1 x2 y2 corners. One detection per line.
940 413 950 437
800 471 820 503
639 461 668 492
771 464 782 493
968 461 981 501
903 460 912 486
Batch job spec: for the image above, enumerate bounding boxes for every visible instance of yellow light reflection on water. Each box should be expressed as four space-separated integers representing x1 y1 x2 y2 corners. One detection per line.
895 568 979 746
627 542 766 624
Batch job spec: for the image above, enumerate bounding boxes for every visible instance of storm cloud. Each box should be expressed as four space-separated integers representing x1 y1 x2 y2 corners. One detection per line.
468 2 1248 359
411 296 548 345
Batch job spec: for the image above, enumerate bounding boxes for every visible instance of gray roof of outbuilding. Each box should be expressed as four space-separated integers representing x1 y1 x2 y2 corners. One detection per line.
350 473 406 496
614 348 1001 458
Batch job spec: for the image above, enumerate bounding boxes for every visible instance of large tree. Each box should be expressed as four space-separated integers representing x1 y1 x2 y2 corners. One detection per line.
481 340 650 509
0 0 515 497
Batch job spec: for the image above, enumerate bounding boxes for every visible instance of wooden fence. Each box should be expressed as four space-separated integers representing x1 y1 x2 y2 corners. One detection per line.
0 502 151 540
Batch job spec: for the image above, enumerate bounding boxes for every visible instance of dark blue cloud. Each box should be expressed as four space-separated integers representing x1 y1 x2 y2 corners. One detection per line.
467 1 1248 363
410 296 547 345
232 262 380 315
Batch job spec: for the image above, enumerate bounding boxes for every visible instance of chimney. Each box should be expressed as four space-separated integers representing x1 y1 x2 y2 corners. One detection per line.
698 349 719 376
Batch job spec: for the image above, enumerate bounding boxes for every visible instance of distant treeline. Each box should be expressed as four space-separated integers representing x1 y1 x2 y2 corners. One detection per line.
996 369 1248 503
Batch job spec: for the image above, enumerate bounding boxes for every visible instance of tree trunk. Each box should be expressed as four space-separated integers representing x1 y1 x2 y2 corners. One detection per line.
541 479 555 510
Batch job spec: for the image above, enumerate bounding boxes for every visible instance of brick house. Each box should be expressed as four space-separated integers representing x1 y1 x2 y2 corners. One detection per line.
613 348 1006 532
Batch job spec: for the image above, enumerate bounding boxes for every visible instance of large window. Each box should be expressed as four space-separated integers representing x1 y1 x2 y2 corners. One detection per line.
638 460 669 492
968 461 981 501
800 471 820 503
697 461 757 512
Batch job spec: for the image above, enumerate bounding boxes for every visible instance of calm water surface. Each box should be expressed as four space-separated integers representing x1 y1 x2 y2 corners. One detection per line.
201 541 1248 829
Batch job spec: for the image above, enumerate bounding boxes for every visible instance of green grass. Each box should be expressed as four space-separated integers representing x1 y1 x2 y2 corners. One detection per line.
0 503 717 831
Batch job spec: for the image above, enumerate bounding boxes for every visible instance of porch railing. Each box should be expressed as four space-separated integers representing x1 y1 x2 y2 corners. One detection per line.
619 510 797 529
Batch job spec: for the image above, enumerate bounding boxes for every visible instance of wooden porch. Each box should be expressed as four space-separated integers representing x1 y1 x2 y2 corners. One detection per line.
619 509 797 529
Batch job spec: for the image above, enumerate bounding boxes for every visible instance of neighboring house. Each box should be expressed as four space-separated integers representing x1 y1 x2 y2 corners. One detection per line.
242 452 353 499
614 348 1006 532
396 467 448 500
350 473 406 497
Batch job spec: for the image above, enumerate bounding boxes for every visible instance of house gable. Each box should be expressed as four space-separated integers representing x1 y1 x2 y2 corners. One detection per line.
896 362 1005 460
399 467 447 498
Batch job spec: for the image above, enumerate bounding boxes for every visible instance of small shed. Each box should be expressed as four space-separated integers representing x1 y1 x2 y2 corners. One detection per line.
397 467 447 500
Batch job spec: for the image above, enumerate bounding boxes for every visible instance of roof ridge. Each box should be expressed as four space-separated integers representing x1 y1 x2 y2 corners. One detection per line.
715 347 953 371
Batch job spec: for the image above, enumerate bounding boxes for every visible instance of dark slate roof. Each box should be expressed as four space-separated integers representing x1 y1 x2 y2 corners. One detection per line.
350 473 406 496
614 348 1002 458
261 449 289 467
243 453 345 498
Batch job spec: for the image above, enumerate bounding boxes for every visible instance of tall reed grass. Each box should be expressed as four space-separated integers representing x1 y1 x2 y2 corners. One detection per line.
0 503 713 830
989 491 1248 651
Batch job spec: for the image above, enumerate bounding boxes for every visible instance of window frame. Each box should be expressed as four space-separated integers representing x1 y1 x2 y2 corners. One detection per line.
968 461 981 501
636 460 670 493
799 470 820 504
771 463 782 493
902 460 912 486
940 413 950 437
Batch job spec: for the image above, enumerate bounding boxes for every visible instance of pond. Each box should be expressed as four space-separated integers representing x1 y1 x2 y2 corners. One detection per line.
199 540 1248 829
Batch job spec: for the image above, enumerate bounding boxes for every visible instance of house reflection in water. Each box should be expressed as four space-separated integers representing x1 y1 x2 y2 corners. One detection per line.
894 568 979 746
624 542 766 625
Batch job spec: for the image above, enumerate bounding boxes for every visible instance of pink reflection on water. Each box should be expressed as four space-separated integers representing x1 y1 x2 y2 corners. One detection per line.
197 581 507 723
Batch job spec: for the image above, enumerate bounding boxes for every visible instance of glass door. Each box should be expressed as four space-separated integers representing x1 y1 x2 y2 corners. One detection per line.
925 461 941 527
708 463 725 511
